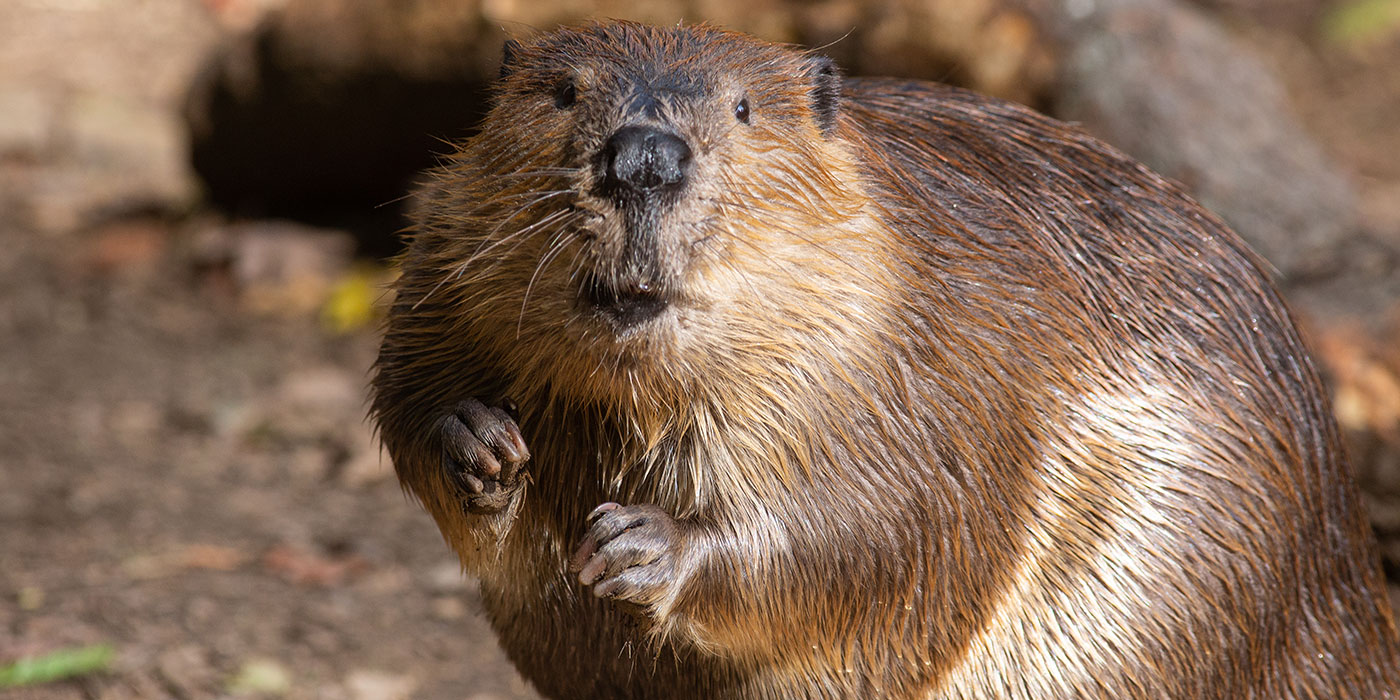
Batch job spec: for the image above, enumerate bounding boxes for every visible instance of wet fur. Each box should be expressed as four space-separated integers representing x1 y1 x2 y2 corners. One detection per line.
372 21 1400 699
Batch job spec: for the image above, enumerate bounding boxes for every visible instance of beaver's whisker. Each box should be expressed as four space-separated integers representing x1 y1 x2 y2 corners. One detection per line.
518 217 584 335
461 194 574 268
413 206 575 310
502 168 585 179
424 186 573 230
468 213 577 297
493 210 579 273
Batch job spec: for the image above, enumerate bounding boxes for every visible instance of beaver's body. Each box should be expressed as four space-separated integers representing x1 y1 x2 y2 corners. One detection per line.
371 22 1399 699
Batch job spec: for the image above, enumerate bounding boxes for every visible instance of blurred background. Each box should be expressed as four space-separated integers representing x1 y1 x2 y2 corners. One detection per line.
1 0 1398 697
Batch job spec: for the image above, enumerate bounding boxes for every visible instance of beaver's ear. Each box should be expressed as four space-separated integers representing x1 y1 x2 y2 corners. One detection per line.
499 39 523 80
807 56 841 136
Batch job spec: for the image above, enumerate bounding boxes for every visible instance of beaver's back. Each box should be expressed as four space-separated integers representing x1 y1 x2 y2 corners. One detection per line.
843 78 1398 697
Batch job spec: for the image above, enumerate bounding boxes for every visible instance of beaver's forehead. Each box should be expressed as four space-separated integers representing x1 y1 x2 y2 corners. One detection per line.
535 22 790 86
597 52 793 104
612 62 708 95
593 49 765 88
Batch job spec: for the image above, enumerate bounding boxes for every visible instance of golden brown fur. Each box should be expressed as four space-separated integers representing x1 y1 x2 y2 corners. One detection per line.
371 21 1400 699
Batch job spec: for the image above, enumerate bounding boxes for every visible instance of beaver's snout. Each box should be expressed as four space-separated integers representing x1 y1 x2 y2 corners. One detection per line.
599 126 692 199
582 125 693 330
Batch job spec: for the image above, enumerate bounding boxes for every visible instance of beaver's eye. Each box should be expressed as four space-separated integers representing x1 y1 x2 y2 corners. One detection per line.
734 97 750 124
554 81 577 109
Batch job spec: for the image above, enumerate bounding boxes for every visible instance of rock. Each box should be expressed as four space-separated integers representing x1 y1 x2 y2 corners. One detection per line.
1049 0 1359 280
0 0 219 232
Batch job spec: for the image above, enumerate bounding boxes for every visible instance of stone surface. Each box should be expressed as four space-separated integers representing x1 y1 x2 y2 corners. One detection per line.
0 0 219 232
1051 0 1359 280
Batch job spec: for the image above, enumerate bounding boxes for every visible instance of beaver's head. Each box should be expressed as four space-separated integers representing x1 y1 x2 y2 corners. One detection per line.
419 22 889 408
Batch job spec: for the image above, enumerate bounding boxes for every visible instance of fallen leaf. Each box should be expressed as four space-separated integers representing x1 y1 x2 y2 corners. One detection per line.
346 669 417 700
0 644 115 688
321 265 388 334
262 544 371 587
122 544 250 580
1315 322 1400 439
1323 0 1400 47
81 219 169 276
227 658 291 696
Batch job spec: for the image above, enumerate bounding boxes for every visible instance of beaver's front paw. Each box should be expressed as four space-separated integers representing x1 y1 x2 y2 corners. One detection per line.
438 398 529 514
570 503 688 611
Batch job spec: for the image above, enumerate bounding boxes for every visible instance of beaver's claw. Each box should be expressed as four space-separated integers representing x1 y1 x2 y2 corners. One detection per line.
438 398 529 513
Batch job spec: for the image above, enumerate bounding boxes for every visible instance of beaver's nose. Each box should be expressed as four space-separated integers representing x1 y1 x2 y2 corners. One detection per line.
600 126 692 196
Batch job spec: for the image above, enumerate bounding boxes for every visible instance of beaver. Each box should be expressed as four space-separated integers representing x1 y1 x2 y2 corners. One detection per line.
370 21 1400 699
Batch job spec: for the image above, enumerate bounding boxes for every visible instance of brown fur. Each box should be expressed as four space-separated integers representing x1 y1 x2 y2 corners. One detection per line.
371 21 1400 699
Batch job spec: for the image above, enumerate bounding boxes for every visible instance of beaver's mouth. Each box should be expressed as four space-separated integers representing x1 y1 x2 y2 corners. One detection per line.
581 271 669 329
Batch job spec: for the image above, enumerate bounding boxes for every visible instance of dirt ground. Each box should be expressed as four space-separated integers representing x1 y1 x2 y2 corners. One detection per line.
0 221 541 699
2 2 1399 699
